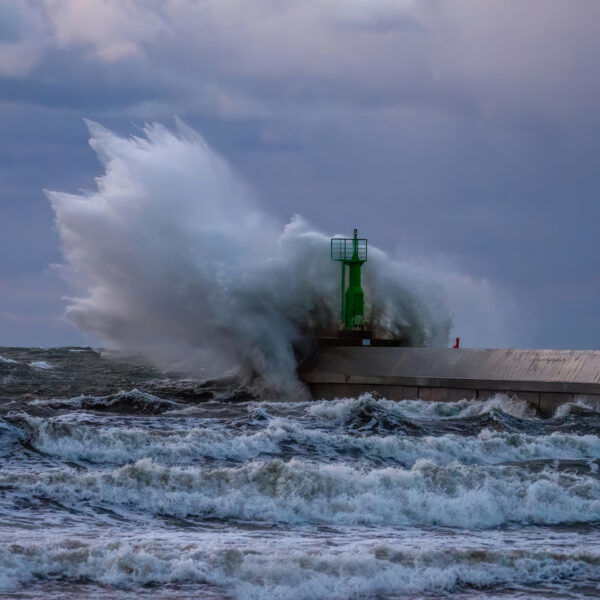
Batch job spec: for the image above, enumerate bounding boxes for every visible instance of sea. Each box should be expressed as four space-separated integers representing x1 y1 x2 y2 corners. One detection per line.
1 347 599 599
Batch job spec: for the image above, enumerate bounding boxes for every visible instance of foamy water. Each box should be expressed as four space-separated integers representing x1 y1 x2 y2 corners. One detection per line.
1 347 600 599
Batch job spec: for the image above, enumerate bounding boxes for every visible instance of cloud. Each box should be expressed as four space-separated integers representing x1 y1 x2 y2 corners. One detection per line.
1 0 600 348
0 2 49 76
4 0 598 122
43 0 169 61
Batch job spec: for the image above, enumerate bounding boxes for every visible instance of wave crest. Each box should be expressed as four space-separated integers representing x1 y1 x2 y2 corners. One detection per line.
1 536 598 598
4 458 600 528
12 412 600 469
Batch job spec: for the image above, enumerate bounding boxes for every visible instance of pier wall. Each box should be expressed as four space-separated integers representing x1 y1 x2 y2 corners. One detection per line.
299 347 600 417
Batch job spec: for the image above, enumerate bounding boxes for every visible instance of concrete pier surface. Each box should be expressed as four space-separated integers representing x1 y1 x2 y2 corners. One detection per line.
299 347 600 416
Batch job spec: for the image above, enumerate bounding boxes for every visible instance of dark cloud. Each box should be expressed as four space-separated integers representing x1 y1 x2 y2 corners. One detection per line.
0 49 177 110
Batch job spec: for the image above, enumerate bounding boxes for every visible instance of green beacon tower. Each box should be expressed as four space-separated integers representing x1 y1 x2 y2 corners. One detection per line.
331 229 368 329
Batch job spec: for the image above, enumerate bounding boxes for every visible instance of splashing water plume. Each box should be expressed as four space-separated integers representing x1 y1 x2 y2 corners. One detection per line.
47 120 451 390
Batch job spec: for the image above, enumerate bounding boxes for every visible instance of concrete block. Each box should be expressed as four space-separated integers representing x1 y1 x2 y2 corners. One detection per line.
418 387 476 402
478 389 501 401
308 383 418 401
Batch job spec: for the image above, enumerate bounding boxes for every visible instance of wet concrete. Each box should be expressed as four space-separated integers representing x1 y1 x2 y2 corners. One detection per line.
299 347 600 417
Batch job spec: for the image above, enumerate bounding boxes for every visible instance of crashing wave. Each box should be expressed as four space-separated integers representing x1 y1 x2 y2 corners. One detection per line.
12 412 600 469
47 121 453 390
306 393 539 422
3 457 600 528
0 535 599 598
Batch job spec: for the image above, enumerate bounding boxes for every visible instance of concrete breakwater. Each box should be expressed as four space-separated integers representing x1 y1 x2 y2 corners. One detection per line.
299 347 600 416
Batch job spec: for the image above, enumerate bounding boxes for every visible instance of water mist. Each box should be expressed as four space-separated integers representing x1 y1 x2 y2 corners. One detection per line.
47 120 452 392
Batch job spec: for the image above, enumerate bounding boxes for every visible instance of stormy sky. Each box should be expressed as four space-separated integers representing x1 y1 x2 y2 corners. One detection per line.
1 0 600 349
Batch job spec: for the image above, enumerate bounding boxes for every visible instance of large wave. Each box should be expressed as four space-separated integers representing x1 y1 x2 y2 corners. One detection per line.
12 411 600 467
3 456 600 528
1 535 598 598
46 120 451 390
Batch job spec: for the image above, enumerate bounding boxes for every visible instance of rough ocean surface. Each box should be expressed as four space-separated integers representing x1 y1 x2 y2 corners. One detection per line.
1 347 600 599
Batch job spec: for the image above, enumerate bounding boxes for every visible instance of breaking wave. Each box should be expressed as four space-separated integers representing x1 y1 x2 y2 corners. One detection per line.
306 393 538 421
11 411 600 468
554 399 600 418
3 457 600 528
1 536 598 599
3 349 600 600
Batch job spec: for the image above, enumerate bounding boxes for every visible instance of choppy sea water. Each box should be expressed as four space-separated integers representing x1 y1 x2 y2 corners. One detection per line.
1 347 600 599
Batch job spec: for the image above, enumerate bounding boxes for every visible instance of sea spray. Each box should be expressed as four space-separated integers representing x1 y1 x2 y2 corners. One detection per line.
47 120 451 388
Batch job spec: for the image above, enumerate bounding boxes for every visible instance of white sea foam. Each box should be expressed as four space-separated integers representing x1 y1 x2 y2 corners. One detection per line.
0 355 18 364
29 360 52 369
553 398 600 418
0 535 598 598
14 412 600 467
306 393 538 421
3 458 600 528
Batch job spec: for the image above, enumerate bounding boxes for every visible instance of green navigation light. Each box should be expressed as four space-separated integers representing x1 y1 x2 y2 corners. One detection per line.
330 229 367 329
